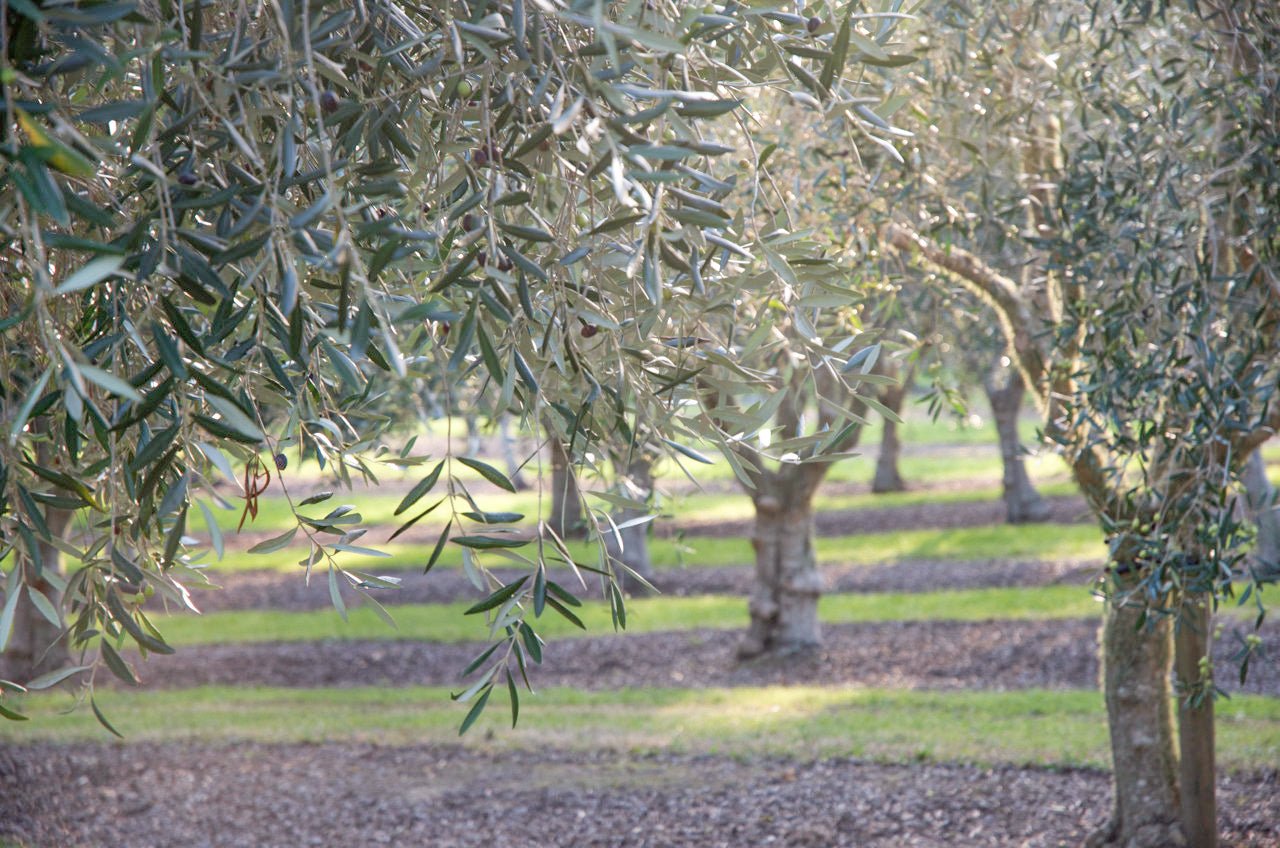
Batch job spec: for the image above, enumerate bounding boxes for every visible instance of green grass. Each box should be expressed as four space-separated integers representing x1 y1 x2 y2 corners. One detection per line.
157 585 1103 646
6 685 1278 772
194 471 1083 543
206 521 1105 574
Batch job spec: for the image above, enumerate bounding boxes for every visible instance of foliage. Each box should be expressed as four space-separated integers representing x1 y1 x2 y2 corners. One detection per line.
0 0 916 728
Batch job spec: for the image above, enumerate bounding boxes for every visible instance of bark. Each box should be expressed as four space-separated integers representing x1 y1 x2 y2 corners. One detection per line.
871 380 908 493
498 414 530 492
1 507 72 684
1087 578 1185 848
738 479 822 659
603 456 655 595
983 367 1051 524
1174 598 1216 848
1242 450 1279 579
547 434 584 539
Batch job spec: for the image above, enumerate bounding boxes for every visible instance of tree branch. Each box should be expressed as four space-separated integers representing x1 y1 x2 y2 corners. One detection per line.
883 223 1048 397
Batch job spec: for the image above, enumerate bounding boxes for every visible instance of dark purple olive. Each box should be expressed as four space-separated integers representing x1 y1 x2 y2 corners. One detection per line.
274 453 288 471
320 90 341 114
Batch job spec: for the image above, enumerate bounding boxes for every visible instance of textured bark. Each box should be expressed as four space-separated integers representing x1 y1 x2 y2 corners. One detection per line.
871 381 908 493
1175 598 1216 848
739 481 822 658
1087 582 1184 848
498 415 530 492
547 435 584 538
1242 450 1279 579
604 456 655 594
1 507 71 684
983 368 1051 524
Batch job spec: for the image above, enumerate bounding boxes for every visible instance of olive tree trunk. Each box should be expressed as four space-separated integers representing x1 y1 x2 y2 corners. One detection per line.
1242 449 1279 579
983 367 1051 524
604 455 655 594
1087 574 1185 848
1174 597 1215 848
498 414 530 492
739 475 823 658
871 379 908 493
547 433 584 538
1 506 72 684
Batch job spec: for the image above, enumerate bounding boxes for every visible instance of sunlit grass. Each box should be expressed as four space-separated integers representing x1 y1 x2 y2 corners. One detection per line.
201 521 1104 574
192 446 1075 542
154 585 1104 647
6 684 1278 773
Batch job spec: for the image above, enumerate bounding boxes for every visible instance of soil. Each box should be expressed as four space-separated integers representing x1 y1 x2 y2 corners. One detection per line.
3 743 1277 847
186 556 1099 613
5 493 1280 847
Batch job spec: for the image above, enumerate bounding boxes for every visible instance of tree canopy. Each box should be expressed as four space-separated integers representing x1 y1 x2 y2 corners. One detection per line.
0 0 913 727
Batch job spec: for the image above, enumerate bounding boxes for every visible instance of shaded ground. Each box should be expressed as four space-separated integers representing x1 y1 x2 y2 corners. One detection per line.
3 742 1278 848
187 556 1099 612
8 493 1279 847
127 618 1280 698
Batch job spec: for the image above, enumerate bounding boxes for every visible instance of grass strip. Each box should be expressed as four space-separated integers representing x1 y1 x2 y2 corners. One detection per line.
207 522 1105 574
5 685 1277 773
156 585 1104 647
192 476 1083 541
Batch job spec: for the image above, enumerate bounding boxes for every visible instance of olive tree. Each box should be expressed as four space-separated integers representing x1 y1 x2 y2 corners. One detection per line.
885 3 1278 844
0 0 917 727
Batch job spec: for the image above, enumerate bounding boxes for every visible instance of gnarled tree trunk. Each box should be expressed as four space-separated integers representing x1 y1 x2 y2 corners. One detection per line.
547 432 584 538
1 506 72 684
739 474 823 658
871 377 908 493
1088 573 1184 848
604 455 655 594
1174 596 1215 848
983 366 1051 524
498 414 530 492
1242 449 1279 579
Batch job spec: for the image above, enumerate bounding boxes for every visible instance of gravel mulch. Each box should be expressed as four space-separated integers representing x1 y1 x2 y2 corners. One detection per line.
3 742 1278 848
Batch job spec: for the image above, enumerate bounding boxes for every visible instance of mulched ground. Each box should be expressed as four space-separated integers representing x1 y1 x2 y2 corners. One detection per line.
3 742 1277 848
187 556 1098 612
6 491 1279 847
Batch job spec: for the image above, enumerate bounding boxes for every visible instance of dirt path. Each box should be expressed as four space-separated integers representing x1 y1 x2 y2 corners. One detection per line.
3 742 1277 848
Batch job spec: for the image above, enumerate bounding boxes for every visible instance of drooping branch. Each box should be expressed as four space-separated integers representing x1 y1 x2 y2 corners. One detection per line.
883 223 1048 395
883 222 1123 519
